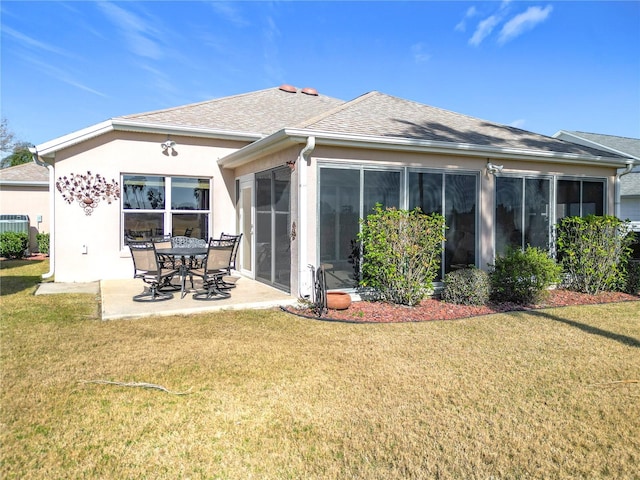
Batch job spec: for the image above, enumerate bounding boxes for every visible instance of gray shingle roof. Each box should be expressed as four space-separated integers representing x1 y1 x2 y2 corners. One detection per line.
0 162 49 183
563 131 640 159
120 87 345 136
298 92 625 158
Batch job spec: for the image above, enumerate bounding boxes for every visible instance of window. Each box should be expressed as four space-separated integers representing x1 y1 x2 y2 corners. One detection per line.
319 167 401 289
122 175 210 243
408 171 478 277
495 177 551 255
556 178 605 220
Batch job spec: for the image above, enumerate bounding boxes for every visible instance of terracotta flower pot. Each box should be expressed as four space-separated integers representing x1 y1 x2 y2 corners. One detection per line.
326 291 351 310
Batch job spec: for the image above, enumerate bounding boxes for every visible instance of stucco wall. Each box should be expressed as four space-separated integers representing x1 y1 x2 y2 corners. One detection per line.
51 131 244 282
0 184 49 253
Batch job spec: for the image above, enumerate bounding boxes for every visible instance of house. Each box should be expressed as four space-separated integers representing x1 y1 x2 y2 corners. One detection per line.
553 130 640 231
31 85 634 297
0 162 50 253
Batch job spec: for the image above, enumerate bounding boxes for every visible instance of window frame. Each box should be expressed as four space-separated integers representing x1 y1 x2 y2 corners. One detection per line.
121 174 212 247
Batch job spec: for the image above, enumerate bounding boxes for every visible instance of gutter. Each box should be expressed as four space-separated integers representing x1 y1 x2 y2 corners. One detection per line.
219 128 631 169
29 147 55 279
615 160 636 219
297 136 315 299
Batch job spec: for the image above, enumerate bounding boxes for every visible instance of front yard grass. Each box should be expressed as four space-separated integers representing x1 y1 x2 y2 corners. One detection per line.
1 260 639 479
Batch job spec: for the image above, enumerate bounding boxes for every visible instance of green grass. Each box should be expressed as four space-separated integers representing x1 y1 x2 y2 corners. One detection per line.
1 259 639 479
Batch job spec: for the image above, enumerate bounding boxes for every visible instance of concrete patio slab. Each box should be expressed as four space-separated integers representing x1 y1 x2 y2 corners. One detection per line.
100 276 297 320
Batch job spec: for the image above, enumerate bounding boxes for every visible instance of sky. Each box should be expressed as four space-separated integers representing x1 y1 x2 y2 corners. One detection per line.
1 0 639 148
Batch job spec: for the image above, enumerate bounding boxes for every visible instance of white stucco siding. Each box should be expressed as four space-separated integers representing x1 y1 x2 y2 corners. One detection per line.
51 131 243 282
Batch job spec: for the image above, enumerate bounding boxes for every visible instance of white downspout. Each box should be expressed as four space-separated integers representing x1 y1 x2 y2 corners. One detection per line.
29 147 55 279
297 136 315 299
615 160 635 219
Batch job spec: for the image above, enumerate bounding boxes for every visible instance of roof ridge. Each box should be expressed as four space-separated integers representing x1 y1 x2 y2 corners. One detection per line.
119 87 278 119
296 91 378 128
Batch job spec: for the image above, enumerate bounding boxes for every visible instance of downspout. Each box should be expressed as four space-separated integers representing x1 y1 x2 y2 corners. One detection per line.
297 136 315 299
615 160 635 219
29 147 55 279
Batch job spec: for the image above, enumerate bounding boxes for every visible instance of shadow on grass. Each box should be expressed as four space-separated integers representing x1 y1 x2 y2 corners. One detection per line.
527 310 640 348
0 275 42 296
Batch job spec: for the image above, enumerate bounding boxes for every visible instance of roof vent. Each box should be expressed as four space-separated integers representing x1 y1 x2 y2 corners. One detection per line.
301 87 318 96
279 84 297 93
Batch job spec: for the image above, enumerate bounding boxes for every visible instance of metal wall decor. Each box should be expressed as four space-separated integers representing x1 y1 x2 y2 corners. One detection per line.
56 171 121 215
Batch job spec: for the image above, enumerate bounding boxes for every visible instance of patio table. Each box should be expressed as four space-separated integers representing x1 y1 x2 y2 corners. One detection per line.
156 247 208 298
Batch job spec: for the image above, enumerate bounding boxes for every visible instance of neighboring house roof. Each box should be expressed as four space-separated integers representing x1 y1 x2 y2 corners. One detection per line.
553 130 640 161
620 172 640 196
0 162 49 186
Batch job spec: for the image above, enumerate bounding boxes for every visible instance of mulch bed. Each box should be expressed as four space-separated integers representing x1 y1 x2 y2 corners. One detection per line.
283 290 639 323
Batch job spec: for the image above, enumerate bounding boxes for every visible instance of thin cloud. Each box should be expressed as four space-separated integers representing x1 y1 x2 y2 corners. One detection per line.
21 54 107 98
208 1 249 27
97 2 164 60
510 119 527 129
411 43 432 64
499 5 553 44
469 14 501 46
455 6 478 33
263 16 284 83
2 25 73 57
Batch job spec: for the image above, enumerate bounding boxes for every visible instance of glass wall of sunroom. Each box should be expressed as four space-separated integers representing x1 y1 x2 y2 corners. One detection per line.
318 166 479 290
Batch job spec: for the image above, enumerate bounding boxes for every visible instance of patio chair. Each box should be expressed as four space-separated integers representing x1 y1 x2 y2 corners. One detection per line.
128 240 180 301
190 238 235 300
219 232 242 288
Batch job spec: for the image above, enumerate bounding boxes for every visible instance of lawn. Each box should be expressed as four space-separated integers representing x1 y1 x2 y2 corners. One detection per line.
1 260 639 479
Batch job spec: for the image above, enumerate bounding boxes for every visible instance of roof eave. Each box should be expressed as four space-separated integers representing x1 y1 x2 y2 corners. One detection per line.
0 180 49 187
219 129 632 169
35 119 263 159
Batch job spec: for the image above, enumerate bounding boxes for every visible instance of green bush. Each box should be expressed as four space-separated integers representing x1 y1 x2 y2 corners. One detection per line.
0 232 29 259
36 232 50 255
358 205 446 306
490 246 561 305
556 215 635 294
441 266 490 306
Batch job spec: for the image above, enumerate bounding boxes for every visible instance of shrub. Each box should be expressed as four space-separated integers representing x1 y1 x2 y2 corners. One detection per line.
358 204 445 306
441 266 490 306
36 233 50 255
490 246 561 305
0 232 29 259
556 215 635 294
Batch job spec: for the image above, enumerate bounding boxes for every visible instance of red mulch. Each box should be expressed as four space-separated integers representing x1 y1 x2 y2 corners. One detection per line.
284 290 639 323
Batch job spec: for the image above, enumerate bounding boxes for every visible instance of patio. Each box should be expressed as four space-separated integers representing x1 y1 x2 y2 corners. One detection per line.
36 276 297 320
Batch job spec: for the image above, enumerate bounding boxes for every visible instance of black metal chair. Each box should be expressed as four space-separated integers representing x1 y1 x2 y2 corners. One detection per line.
128 240 180 301
219 232 242 288
190 238 235 300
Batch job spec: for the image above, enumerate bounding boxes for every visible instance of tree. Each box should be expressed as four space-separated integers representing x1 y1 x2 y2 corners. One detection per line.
1 119 32 168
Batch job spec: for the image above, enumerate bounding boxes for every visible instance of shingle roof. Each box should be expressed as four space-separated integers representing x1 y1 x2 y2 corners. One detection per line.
297 92 624 158
0 162 49 183
120 86 345 136
563 131 640 160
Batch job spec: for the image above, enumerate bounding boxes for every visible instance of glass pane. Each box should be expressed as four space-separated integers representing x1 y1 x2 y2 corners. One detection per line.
274 169 291 288
122 175 165 210
124 212 164 240
255 171 272 283
582 181 604 216
445 174 477 273
556 180 581 220
495 177 523 255
319 168 360 289
171 177 210 210
408 171 442 215
172 213 208 239
363 170 401 216
524 178 550 250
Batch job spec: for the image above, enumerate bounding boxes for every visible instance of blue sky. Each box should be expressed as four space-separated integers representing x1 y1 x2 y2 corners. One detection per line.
2 1 639 147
